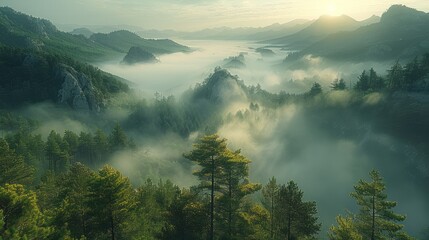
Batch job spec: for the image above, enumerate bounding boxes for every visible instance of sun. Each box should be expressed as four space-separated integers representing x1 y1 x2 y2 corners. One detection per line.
326 2 338 16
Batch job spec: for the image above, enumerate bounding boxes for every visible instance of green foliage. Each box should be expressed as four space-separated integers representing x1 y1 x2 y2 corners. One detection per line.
3 126 134 176
133 179 180 239
217 149 261 239
0 46 129 108
109 122 133 152
160 188 209 240
308 82 323 96
53 163 94 239
329 215 363 240
0 138 34 185
0 112 38 133
261 177 279 239
184 134 261 239
0 184 51 239
351 170 412 240
261 179 320 240
86 165 135 240
331 78 347 90
277 181 320 240
184 134 228 239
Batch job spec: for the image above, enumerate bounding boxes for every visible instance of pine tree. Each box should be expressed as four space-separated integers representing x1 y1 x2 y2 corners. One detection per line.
184 134 228 240
0 184 50 239
368 68 384 91
217 149 261 239
46 130 68 172
0 139 34 185
109 123 129 152
276 181 320 240
386 62 404 90
331 79 347 90
308 82 323 96
55 163 94 239
87 165 135 240
329 215 363 240
262 177 279 239
355 70 370 91
351 170 412 240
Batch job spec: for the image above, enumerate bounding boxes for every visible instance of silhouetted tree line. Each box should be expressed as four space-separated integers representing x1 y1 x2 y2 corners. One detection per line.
329 53 429 93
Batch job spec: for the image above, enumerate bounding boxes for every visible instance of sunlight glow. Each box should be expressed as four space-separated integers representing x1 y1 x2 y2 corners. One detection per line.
326 2 338 16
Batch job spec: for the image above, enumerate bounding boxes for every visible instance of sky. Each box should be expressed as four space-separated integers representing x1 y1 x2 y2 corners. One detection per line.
1 0 429 31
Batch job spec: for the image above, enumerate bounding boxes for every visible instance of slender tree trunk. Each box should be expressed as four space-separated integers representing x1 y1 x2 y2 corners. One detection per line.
271 195 274 239
110 213 115 240
210 156 214 240
287 213 291 240
228 172 232 239
371 193 375 240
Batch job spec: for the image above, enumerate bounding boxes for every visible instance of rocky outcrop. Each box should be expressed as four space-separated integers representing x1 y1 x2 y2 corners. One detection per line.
223 53 246 69
256 48 275 57
122 46 158 64
55 64 101 112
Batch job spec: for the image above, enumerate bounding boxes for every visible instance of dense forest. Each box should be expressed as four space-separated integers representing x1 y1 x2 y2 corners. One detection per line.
1 4 429 238
0 131 414 239
2 52 429 239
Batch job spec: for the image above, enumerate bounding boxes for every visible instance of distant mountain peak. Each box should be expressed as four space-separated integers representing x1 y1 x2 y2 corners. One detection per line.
0 7 57 36
317 14 356 22
381 4 429 24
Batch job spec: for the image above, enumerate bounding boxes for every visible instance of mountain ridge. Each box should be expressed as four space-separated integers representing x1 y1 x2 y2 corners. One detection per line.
262 14 376 49
0 7 190 62
285 4 429 61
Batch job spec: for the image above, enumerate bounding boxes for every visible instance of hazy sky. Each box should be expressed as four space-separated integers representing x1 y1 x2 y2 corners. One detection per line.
2 0 429 31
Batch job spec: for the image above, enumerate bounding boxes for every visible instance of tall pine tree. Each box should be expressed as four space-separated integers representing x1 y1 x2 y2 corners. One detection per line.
184 134 228 240
350 170 412 240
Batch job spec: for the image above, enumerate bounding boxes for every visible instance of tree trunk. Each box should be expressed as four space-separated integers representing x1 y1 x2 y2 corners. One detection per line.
271 195 274 239
210 156 214 240
228 172 232 239
287 213 291 240
371 193 375 240
110 213 115 240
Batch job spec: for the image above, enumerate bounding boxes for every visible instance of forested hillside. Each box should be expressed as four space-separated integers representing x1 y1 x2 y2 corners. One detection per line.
2 53 429 238
1 3 429 239
0 7 190 63
0 47 129 110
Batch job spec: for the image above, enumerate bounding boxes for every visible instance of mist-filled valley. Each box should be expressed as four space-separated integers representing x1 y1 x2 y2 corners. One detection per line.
1 2 429 240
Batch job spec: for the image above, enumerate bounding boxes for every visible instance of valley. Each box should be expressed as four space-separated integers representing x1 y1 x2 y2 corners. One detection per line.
1 2 429 240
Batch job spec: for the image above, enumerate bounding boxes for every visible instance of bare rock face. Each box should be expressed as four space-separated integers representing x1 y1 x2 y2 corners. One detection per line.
55 64 100 112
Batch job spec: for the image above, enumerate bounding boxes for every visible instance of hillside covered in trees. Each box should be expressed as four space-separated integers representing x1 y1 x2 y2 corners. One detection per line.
1 52 429 238
1 3 429 240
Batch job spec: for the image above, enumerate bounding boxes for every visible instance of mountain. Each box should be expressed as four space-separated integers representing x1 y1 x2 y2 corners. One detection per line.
122 46 158 64
70 28 94 38
223 54 246 69
0 47 129 110
90 30 190 54
0 7 190 63
0 7 122 62
360 15 381 26
286 5 429 61
262 15 362 49
137 19 312 41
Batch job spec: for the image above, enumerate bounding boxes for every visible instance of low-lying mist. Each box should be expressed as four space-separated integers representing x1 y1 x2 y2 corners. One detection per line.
15 40 427 237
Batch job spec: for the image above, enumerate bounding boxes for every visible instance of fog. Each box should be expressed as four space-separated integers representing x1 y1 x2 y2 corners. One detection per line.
93 40 427 237
99 40 287 96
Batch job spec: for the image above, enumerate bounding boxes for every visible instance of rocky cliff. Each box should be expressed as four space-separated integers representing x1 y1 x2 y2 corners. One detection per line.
55 64 101 112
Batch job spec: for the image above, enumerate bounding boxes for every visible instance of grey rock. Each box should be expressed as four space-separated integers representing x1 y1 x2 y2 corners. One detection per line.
55 64 101 112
